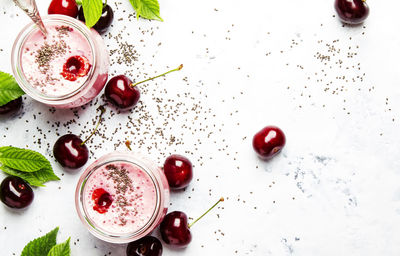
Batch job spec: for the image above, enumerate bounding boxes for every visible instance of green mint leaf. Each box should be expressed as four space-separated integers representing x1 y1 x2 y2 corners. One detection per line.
21 227 59 256
47 238 71 256
0 146 50 172
1 165 60 187
82 0 103 28
129 0 163 21
75 0 82 5
0 71 24 106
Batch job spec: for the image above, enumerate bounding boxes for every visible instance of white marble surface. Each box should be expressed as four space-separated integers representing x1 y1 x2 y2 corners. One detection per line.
1 0 400 255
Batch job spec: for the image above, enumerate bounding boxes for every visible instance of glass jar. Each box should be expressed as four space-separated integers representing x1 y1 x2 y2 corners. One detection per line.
11 15 109 108
75 152 170 243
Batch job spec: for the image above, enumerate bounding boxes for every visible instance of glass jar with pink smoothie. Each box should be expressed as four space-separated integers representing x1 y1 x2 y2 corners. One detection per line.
12 15 109 108
75 152 170 243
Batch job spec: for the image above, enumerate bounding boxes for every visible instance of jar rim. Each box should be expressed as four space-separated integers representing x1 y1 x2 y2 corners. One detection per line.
11 15 97 104
75 152 164 243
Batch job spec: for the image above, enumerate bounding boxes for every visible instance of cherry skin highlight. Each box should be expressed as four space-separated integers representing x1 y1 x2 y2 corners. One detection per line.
53 134 89 169
0 176 34 209
252 126 286 160
126 236 163 256
163 154 193 189
48 0 79 18
335 0 369 24
78 5 114 34
160 211 192 248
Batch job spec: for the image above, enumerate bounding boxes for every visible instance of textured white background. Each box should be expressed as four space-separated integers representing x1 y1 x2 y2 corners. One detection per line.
1 0 400 255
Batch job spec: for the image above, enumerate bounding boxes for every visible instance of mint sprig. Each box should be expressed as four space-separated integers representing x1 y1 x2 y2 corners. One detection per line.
82 0 103 28
0 146 59 187
21 227 59 256
0 71 24 106
129 0 163 21
21 227 71 256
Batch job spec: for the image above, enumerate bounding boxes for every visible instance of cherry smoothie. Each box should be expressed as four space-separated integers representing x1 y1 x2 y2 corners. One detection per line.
12 15 109 108
76 152 169 243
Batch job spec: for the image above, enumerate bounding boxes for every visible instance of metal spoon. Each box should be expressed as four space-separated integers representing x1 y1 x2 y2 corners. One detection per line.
13 0 48 35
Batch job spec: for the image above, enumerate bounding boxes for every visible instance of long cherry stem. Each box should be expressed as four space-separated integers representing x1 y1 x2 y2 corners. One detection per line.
81 106 106 146
130 64 183 87
188 197 224 228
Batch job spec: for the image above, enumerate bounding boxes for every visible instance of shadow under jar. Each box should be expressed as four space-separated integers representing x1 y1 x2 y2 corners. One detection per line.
75 152 170 243
12 15 109 108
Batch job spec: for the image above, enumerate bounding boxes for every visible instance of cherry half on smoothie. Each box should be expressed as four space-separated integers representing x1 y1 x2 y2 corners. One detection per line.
335 0 369 24
105 64 183 110
160 197 224 248
92 188 113 214
78 4 114 34
48 0 79 18
0 97 23 115
163 154 193 189
0 176 34 209
126 236 163 256
53 106 105 169
61 55 91 82
252 126 286 160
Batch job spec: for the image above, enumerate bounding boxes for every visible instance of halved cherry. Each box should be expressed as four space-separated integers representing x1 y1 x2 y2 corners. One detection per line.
61 55 91 81
92 188 113 214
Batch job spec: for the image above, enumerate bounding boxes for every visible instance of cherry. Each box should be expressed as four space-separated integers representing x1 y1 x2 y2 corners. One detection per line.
0 176 34 209
126 236 163 256
160 197 224 248
92 188 113 214
104 64 183 110
163 154 193 189
61 55 91 82
252 126 286 160
0 97 22 115
53 106 105 169
78 4 114 34
48 0 79 18
335 0 369 24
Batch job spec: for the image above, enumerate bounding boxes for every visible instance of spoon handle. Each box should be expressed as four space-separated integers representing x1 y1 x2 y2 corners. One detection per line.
13 0 47 35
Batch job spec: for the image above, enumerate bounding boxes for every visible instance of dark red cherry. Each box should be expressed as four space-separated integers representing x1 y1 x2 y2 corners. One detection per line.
163 154 193 189
78 5 114 34
0 97 22 115
48 0 78 18
61 55 91 82
104 75 140 109
53 134 89 169
92 188 113 214
252 126 286 160
0 176 34 209
160 211 192 248
335 0 369 24
126 236 163 256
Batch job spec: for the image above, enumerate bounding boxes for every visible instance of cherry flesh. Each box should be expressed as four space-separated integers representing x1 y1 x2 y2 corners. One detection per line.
0 97 22 115
48 0 78 18
61 55 91 82
104 75 140 109
92 188 113 214
126 236 163 256
0 176 34 209
163 154 193 189
335 0 369 24
53 134 89 169
78 5 114 34
160 211 192 248
252 126 286 160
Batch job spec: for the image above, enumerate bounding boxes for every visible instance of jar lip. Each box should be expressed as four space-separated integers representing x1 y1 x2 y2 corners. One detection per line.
11 15 97 103
75 152 163 243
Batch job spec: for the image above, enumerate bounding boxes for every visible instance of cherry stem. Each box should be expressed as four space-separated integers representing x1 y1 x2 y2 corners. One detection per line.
81 106 106 146
188 197 224 228
130 64 183 87
125 140 132 151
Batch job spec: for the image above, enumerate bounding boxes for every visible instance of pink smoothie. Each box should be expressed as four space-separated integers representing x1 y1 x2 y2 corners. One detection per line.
21 24 92 97
83 162 157 234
